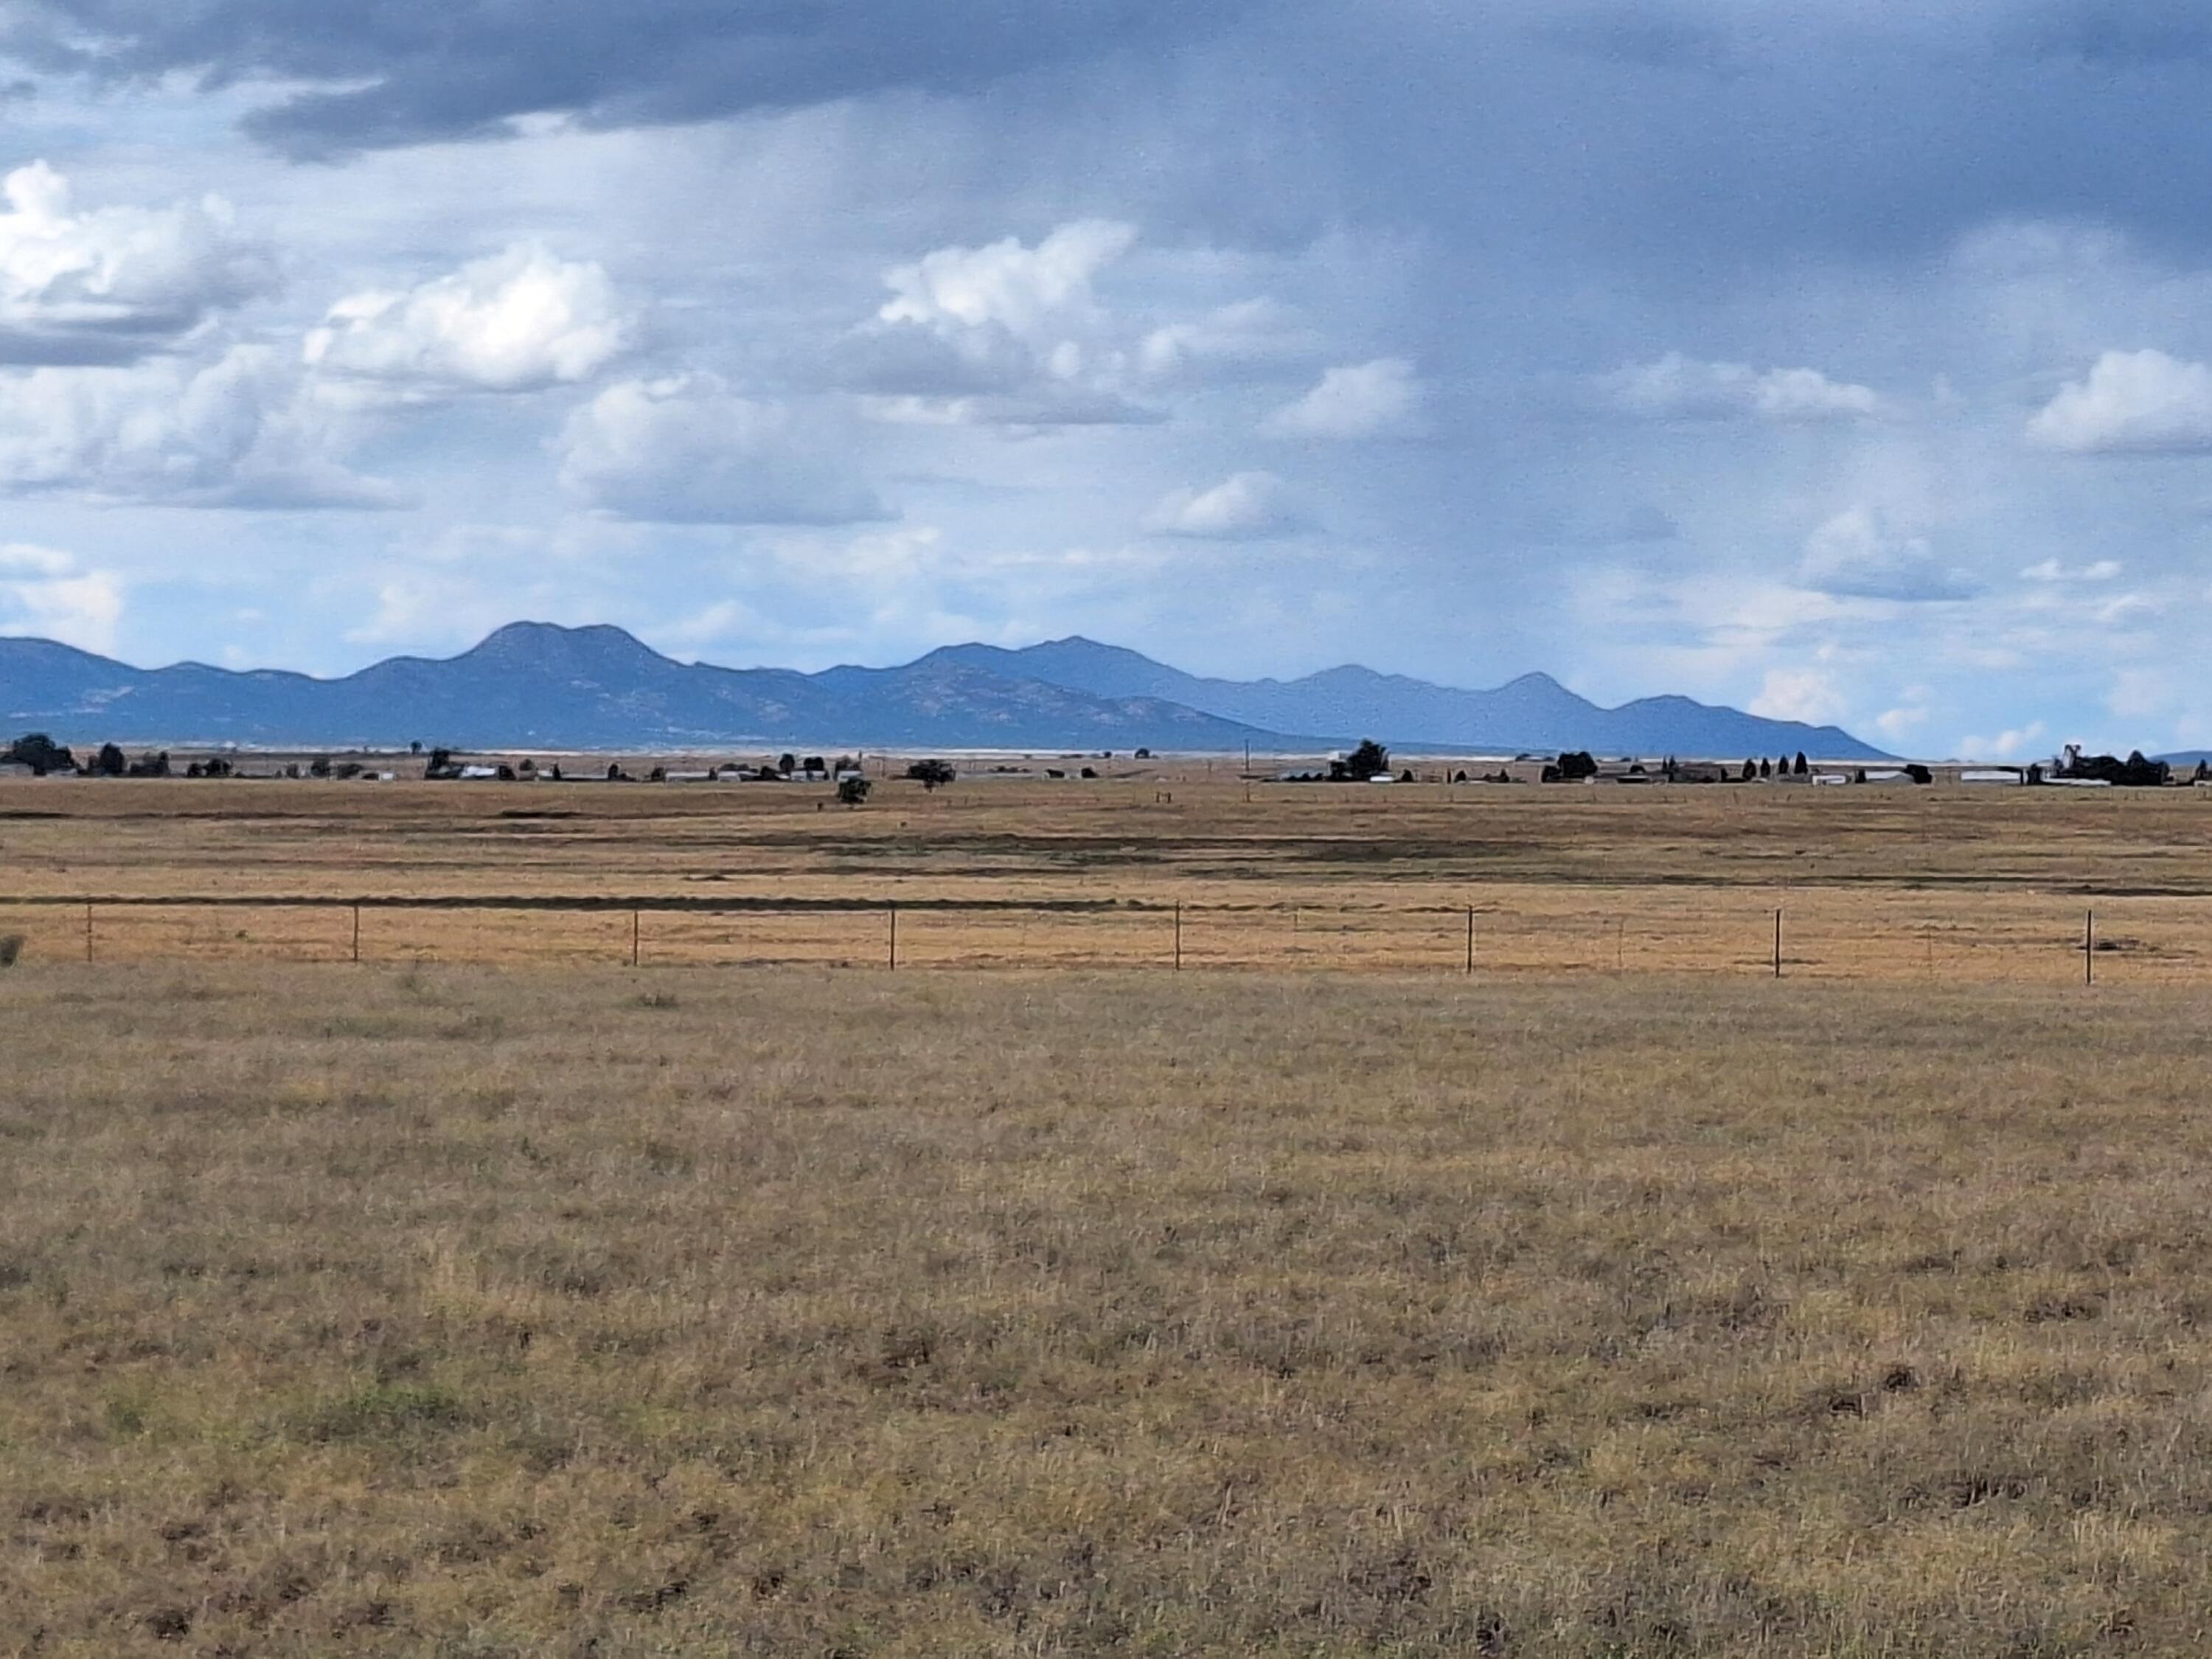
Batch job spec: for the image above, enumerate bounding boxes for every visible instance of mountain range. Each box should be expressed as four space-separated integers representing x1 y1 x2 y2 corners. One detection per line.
0 622 1893 759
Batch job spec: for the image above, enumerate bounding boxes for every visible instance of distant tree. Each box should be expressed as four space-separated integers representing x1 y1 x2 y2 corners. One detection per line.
1758 757 1772 779
777 752 797 775
1742 759 1757 782
906 758 956 790
1135 747 1152 759
94 742 126 777
126 751 170 778
1854 768 1868 785
201 756 232 779
1080 765 1099 779
1904 763 1933 785
428 748 454 776
4 734 74 776
550 763 563 782
2027 763 2045 785
1793 751 1809 775
1329 738 1389 782
606 762 624 782
309 754 332 779
1555 750 1598 781
409 740 422 756
802 755 827 775
648 765 667 783
837 776 872 806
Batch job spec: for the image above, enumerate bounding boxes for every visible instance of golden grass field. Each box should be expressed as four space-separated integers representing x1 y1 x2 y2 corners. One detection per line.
1 773 2210 978
7 777 2212 1654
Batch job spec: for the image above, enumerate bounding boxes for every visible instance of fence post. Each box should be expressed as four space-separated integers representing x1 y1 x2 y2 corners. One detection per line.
1773 908 1782 979
1464 905 1474 974
2084 908 2093 985
352 902 361 964
888 902 897 971
630 907 641 970
84 900 92 964
1174 902 1182 972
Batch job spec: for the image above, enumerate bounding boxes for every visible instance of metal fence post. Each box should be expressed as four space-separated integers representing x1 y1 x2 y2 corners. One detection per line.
1464 905 1474 974
2085 908 2093 985
888 902 897 970
1773 908 1782 979
630 907 641 969
352 902 361 964
1174 902 1182 972
84 900 92 964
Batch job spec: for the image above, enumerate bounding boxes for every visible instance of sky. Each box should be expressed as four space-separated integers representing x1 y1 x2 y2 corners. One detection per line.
3 2 2212 757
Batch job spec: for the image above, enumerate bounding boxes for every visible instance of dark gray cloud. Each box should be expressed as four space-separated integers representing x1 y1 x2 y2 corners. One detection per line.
4 0 1253 156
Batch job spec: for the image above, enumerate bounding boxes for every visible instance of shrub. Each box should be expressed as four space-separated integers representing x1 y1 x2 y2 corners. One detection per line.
1555 751 1598 781
0 933 21 967
3 733 73 775
906 759 956 790
838 776 872 805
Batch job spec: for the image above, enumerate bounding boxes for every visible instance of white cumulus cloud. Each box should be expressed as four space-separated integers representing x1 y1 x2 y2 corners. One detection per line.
2027 349 2212 454
1142 470 1301 539
0 541 122 653
305 243 632 397
1749 667 1846 726
842 220 1158 427
1797 507 1975 602
1262 357 1422 439
1604 352 1883 422
0 347 399 508
557 373 885 525
1138 297 1315 382
878 219 1134 336
0 159 276 365
1958 721 2047 761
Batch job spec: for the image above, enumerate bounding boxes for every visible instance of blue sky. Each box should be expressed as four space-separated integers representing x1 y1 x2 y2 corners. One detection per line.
3 1 2212 758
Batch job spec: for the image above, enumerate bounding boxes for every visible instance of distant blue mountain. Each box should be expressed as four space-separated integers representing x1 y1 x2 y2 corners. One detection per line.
0 623 1288 751
0 622 1892 758
922 637 1893 760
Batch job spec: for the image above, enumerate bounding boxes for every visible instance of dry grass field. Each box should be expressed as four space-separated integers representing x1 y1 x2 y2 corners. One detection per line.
2 774 2211 979
7 965 2212 1655
8 778 2212 1653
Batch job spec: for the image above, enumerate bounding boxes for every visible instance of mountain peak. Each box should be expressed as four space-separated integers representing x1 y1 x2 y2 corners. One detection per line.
461 621 671 669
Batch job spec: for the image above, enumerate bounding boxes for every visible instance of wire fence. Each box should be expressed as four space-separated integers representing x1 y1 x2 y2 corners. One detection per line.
0 894 2181 984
